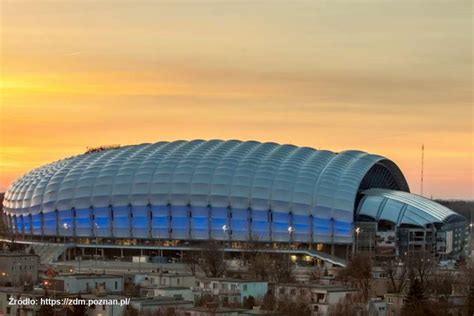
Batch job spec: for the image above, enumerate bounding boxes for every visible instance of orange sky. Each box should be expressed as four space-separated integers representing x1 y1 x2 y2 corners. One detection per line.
0 1 472 199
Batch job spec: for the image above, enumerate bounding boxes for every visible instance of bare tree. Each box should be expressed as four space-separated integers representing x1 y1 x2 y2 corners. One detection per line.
338 254 371 302
246 251 271 281
183 250 200 276
405 251 434 290
199 240 226 277
425 271 454 299
383 259 408 293
271 254 293 284
261 290 276 311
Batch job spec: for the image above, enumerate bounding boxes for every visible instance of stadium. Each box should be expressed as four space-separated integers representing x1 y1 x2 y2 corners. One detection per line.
1 140 467 266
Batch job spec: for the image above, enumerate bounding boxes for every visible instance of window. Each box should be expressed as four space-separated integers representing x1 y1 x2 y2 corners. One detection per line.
115 281 118 289
290 289 296 295
213 283 217 289
177 278 180 285
279 288 285 295
300 289 306 296
387 297 393 304
243 284 247 291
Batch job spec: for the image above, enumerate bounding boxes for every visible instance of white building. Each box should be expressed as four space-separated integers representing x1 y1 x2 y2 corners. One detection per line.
195 278 268 306
149 272 196 288
129 296 193 315
142 286 194 302
0 252 39 286
48 273 123 294
274 284 357 316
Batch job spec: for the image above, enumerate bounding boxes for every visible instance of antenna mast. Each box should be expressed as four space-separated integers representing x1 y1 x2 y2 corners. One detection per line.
420 144 424 196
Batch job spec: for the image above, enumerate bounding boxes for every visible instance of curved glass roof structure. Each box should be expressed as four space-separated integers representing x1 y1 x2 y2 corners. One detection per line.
3 140 409 243
357 188 465 227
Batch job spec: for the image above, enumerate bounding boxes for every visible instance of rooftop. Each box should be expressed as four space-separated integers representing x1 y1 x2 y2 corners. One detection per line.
131 296 192 307
275 284 357 292
200 278 267 284
53 273 123 280
0 252 38 257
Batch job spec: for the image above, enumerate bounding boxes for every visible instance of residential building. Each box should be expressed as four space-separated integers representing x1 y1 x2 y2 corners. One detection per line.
367 298 387 316
46 273 123 294
274 283 357 316
142 286 194 302
129 296 193 315
150 272 196 288
384 293 404 316
0 252 39 286
195 278 268 306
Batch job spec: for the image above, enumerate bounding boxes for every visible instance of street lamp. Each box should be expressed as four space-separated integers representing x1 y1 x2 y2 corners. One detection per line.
355 227 362 255
1 272 7 286
222 225 229 243
63 223 69 262
287 226 295 267
287 226 295 248
94 223 100 272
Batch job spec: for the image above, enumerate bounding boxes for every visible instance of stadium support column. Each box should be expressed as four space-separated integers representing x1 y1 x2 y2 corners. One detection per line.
330 218 335 256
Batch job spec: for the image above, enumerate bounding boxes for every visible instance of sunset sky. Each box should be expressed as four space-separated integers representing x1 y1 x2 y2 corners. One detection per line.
0 0 472 199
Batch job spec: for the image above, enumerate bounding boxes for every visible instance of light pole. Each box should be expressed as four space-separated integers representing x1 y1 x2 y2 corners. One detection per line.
63 223 69 262
355 227 362 255
222 225 229 262
94 223 100 272
469 223 473 257
288 226 295 267
287 226 295 249
13 262 21 287
1 272 7 286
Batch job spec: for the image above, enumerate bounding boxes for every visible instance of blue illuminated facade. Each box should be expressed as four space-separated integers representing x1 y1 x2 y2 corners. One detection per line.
3 140 410 245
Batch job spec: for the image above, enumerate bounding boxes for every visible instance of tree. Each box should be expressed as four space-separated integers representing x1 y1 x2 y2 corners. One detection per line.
199 240 226 277
383 258 408 293
468 282 474 316
276 299 311 316
243 296 256 309
405 251 434 290
402 277 429 315
123 305 139 316
38 304 54 316
182 250 200 276
247 252 271 281
425 271 454 299
272 254 293 284
261 291 276 311
338 254 371 302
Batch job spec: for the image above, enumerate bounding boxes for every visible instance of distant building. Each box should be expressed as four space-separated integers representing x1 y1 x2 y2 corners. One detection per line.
129 296 193 315
195 278 268 306
384 293 404 316
176 307 248 316
47 273 123 294
150 272 196 288
0 252 39 286
142 286 194 302
367 298 387 316
84 294 127 316
274 283 357 316
0 288 46 316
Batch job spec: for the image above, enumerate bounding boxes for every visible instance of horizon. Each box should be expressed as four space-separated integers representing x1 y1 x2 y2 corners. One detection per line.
1 0 472 199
